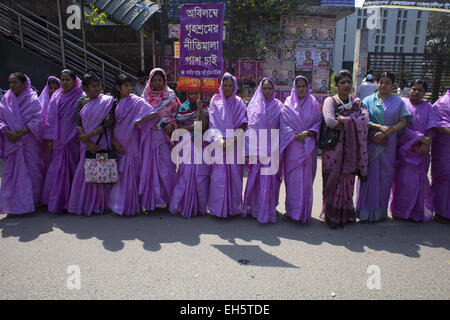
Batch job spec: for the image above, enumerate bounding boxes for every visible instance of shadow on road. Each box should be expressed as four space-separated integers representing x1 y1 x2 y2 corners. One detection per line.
0 209 448 262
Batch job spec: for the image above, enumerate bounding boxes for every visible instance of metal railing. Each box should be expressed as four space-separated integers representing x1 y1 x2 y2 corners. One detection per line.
368 52 450 103
0 2 137 91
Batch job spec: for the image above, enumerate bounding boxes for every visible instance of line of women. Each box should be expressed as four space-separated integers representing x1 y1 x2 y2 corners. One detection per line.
0 68 448 229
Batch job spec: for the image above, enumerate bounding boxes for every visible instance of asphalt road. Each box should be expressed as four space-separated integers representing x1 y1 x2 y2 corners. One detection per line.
0 159 449 300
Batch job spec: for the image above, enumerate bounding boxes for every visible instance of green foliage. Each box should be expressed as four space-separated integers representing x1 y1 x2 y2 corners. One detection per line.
84 4 108 26
329 72 337 95
426 12 450 55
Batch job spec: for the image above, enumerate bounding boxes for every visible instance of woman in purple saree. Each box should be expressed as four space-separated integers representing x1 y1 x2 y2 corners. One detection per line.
356 72 411 222
0 73 43 214
321 70 369 229
169 91 210 218
39 76 60 177
428 90 450 222
108 74 158 216
207 73 247 218
280 76 321 223
67 72 116 216
41 70 84 213
139 68 181 212
39 76 60 129
390 80 434 222
243 78 283 223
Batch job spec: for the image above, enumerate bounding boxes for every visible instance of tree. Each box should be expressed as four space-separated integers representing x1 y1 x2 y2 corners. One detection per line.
84 4 108 26
426 12 450 55
425 12 450 101
224 0 308 61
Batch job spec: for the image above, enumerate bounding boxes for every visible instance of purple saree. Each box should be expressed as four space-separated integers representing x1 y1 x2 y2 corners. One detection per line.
280 76 321 223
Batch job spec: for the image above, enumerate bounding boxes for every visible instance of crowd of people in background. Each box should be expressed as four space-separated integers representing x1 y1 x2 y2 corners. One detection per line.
0 67 448 230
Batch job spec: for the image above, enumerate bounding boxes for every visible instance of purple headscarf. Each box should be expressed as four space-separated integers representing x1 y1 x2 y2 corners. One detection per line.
280 75 321 154
39 76 60 129
246 77 283 157
429 90 450 129
43 77 84 143
0 75 42 157
208 72 247 141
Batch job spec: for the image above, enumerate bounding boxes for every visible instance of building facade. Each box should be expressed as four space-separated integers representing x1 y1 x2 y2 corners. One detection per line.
332 8 429 72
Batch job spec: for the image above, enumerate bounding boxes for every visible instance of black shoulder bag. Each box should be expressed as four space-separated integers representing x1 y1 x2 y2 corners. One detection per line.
319 97 341 150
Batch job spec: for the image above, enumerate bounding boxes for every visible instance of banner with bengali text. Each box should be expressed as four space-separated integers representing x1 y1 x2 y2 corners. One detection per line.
176 77 219 93
179 3 225 79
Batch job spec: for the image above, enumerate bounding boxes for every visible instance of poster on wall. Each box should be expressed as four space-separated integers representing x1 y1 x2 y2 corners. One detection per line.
282 16 335 49
264 15 336 107
312 68 330 94
264 58 295 89
314 49 330 68
297 48 315 70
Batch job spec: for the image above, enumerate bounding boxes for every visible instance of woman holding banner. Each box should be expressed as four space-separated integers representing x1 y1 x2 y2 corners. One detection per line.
280 75 321 223
207 73 247 218
169 91 210 219
243 78 283 223
139 68 181 212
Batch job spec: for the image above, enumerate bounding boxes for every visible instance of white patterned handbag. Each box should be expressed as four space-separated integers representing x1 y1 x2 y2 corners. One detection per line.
84 130 119 184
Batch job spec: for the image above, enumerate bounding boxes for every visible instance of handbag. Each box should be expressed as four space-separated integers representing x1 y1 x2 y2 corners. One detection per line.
84 127 119 184
319 97 341 150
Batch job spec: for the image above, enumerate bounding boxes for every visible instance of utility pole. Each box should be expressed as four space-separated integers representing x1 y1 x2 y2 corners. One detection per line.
227 0 234 73
161 0 167 69
56 0 66 68
80 0 87 71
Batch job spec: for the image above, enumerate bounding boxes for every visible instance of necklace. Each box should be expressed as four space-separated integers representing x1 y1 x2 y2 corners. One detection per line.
335 95 352 110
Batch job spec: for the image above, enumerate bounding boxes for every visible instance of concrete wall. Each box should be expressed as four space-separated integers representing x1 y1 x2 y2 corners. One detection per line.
0 37 62 92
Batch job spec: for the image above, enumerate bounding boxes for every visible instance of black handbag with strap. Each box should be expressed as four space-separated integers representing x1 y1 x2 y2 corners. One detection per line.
319 97 341 150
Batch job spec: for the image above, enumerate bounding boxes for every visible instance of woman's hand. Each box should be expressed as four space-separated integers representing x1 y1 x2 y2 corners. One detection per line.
217 138 226 151
86 142 98 154
373 131 388 144
333 122 343 131
47 140 53 157
420 135 433 146
379 125 391 135
295 132 307 144
336 115 347 124
5 129 21 143
163 123 174 135
197 99 203 110
15 127 29 137
113 138 125 155
418 143 430 154
78 133 90 143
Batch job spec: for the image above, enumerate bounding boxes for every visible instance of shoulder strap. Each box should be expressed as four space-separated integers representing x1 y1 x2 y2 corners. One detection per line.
332 96 340 113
